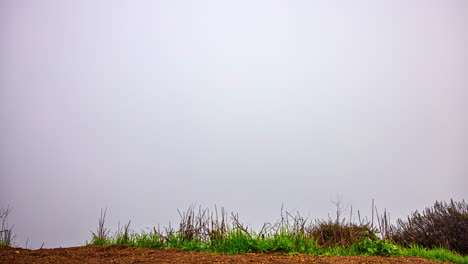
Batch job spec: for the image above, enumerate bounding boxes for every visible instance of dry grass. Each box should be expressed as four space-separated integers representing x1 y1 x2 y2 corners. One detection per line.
0 206 13 247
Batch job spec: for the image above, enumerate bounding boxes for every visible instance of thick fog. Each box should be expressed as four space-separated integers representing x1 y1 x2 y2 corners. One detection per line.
1 0 467 249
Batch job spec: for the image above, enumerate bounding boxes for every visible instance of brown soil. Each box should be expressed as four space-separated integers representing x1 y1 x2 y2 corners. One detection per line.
0 245 455 264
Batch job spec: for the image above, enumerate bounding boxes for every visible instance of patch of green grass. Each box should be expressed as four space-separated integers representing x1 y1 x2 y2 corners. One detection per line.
208 230 323 255
401 244 468 264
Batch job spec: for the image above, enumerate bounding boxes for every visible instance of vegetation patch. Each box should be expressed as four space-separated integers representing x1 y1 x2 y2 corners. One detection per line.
88 200 467 264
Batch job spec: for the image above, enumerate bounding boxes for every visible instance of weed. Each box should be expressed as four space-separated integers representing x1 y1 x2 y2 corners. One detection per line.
0 206 14 247
90 208 110 246
353 237 401 256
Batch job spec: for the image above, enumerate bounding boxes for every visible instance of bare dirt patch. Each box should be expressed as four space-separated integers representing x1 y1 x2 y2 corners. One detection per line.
0 245 455 264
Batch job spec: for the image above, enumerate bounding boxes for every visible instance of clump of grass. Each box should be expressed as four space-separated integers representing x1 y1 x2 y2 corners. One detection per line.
177 205 229 244
0 206 14 247
115 220 133 245
390 199 468 255
90 208 111 246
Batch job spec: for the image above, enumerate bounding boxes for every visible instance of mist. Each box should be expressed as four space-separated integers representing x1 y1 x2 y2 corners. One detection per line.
1 0 467 249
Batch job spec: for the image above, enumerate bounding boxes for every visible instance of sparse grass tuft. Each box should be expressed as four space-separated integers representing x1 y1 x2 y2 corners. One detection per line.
0 206 14 247
90 208 111 246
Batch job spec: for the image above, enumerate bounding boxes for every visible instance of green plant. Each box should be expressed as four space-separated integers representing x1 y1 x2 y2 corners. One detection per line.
354 237 401 256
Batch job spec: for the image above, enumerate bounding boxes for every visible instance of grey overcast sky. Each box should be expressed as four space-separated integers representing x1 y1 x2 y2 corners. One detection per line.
1 0 467 249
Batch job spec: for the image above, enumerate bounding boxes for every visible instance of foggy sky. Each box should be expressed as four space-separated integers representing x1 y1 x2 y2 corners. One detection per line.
1 0 467 249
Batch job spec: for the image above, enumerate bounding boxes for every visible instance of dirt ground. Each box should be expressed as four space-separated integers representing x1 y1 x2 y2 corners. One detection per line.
0 245 456 264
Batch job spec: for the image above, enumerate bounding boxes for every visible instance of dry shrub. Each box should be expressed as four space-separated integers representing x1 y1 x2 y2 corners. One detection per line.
310 219 378 248
390 199 468 255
